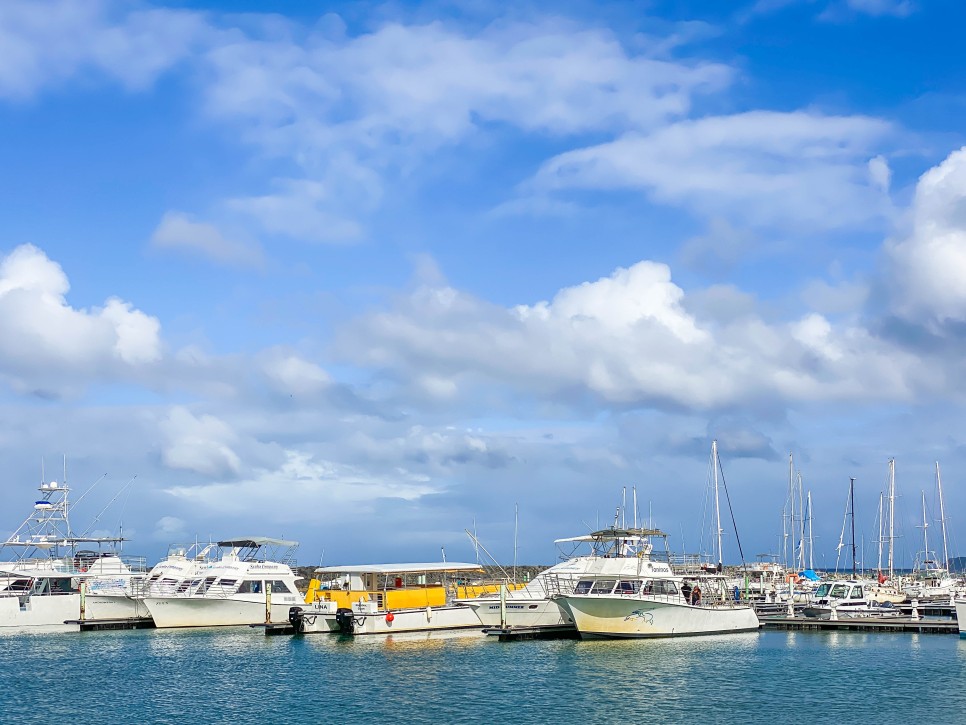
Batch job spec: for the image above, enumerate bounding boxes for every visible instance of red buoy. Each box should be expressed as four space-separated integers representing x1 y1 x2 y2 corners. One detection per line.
385 611 395 623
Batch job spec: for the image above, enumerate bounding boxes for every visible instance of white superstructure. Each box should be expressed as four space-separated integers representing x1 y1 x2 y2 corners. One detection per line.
0 472 145 631
459 527 670 630
144 538 302 628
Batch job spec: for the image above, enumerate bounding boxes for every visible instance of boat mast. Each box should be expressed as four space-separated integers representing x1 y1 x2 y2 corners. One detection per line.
888 458 896 581
807 490 814 570
937 462 950 572
877 492 884 575
920 490 929 571
713 440 723 569
785 453 793 569
797 472 806 571
850 477 857 579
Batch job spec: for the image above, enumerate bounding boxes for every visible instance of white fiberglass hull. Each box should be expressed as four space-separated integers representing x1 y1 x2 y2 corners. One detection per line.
559 595 759 638
956 600 966 637
461 597 571 628
146 595 301 628
304 604 483 635
0 592 143 631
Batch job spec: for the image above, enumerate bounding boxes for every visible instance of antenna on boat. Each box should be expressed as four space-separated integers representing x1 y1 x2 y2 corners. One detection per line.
632 487 638 530
513 503 519 586
472 518 480 564
441 545 446 564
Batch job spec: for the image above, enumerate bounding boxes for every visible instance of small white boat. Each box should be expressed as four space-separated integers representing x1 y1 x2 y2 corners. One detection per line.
459 526 671 631
802 580 903 619
289 562 485 635
144 538 303 628
556 574 759 638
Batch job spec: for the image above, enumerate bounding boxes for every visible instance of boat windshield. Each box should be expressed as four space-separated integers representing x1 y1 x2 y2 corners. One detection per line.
829 584 848 599
814 583 831 598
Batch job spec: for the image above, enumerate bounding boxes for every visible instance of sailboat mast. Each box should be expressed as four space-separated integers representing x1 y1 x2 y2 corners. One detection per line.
713 440 723 568
888 459 895 581
937 462 950 572
921 490 929 568
850 478 857 579
877 492 884 574
786 453 793 569
807 490 814 570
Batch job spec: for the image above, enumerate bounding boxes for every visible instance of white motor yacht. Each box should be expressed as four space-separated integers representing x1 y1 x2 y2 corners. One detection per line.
802 580 903 619
555 573 759 638
459 526 671 631
144 538 303 628
0 476 146 631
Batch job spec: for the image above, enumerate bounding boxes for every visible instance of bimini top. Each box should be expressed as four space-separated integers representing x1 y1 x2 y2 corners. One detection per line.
554 527 667 544
315 562 484 575
217 537 299 549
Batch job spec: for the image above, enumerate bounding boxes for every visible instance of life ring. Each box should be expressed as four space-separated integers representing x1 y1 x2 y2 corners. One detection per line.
385 611 395 623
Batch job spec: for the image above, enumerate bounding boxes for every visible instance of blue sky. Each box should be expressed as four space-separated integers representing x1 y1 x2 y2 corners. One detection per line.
1 0 966 570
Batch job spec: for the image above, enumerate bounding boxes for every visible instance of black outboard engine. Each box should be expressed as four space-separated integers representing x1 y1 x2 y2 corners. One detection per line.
335 607 355 634
288 606 304 634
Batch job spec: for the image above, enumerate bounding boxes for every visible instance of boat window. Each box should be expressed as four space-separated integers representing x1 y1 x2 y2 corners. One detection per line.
814 583 831 598
266 580 292 594
237 580 264 594
573 580 593 594
652 580 678 596
850 586 863 599
590 580 616 594
197 577 217 594
217 579 237 588
829 584 848 599
617 580 641 594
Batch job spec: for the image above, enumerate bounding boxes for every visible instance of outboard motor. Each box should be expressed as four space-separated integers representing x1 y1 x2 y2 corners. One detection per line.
335 607 355 634
288 606 305 634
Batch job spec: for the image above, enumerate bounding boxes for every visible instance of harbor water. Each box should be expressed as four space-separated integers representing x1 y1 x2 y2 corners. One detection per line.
3 628 964 722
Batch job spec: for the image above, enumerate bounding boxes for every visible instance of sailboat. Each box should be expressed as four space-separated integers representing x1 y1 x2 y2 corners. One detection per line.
904 464 959 600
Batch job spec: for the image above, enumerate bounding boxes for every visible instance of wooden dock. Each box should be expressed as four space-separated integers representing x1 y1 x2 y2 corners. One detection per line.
65 617 156 631
760 616 958 634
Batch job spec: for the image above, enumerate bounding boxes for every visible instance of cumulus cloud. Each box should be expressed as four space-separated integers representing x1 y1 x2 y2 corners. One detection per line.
159 406 241 477
335 258 927 411
0 244 162 395
260 350 331 397
150 211 264 267
528 111 895 231
886 147 966 329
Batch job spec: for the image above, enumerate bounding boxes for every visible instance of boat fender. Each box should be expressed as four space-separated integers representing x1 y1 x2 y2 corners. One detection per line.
385 611 395 624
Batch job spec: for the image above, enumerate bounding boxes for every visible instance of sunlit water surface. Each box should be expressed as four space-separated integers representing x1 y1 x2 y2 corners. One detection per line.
2 628 964 723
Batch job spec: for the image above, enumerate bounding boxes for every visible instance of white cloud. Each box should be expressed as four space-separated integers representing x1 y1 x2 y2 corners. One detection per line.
0 244 162 395
335 258 927 410
0 0 206 100
887 147 966 328
159 406 241 477
150 211 264 267
164 450 436 522
528 111 895 230
260 350 331 396
843 0 914 17
153 515 188 541
868 154 892 193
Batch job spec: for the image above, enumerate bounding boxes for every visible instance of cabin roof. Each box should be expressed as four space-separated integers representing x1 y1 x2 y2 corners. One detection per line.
315 562 484 575
217 537 298 549
554 527 667 544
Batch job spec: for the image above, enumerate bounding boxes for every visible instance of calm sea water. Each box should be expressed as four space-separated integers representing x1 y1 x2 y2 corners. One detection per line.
2 628 964 723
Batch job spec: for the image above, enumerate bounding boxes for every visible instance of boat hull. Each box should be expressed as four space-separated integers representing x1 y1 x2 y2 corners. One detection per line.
146 595 301 628
302 603 483 635
0 591 144 630
956 600 966 637
559 595 759 638
461 597 570 628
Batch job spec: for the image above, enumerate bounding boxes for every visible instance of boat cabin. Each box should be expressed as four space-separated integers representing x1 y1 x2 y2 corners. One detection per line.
310 563 483 611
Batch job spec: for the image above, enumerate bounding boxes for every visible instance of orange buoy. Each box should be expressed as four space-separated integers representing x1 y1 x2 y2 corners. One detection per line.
385 611 395 623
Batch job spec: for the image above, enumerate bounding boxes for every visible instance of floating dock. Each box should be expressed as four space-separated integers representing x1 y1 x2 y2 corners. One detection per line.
252 622 297 636
760 616 957 634
65 617 156 631
483 624 580 641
